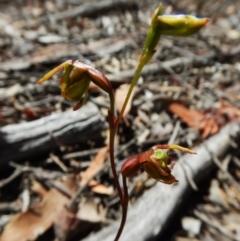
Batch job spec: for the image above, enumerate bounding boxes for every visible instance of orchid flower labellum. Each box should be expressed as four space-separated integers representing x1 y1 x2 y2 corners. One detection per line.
121 144 196 184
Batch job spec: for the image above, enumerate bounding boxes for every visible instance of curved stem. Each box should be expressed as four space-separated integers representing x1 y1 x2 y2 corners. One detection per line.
109 124 123 200
108 93 129 241
113 175 129 241
110 56 148 241
108 90 124 200
108 50 150 241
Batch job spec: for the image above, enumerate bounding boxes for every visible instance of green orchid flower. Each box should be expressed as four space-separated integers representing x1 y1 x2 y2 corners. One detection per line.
37 60 113 110
121 144 196 184
141 4 209 65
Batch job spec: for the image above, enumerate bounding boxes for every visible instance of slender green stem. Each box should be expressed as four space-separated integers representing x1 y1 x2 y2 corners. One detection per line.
110 15 159 210
115 60 145 128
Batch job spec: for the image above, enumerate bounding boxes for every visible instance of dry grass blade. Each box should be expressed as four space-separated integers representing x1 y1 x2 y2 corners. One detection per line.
80 146 109 187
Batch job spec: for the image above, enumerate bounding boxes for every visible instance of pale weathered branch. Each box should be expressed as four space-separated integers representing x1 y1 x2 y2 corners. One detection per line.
83 122 240 241
0 102 105 167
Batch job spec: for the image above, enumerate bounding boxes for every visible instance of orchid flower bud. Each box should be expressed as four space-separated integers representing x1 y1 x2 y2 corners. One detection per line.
141 4 209 65
157 15 210 37
141 4 164 64
37 60 113 110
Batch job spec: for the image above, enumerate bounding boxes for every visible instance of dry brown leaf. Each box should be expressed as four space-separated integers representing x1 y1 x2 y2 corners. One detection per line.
169 102 220 138
89 179 114 195
218 99 240 120
80 146 109 187
115 83 137 117
199 118 219 139
52 176 80 241
170 100 240 138
0 188 69 241
169 102 204 127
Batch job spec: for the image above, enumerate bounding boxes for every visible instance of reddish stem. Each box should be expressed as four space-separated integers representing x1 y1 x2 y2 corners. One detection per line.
108 110 129 241
108 111 123 201
113 175 129 241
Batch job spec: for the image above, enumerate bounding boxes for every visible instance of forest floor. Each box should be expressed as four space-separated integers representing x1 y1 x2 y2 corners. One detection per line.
0 0 240 241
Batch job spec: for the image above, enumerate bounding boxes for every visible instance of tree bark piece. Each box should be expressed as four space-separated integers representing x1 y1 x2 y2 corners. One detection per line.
0 102 105 167
83 122 240 241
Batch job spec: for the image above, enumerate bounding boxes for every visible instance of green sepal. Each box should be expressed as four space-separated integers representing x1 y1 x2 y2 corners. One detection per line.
157 15 210 37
